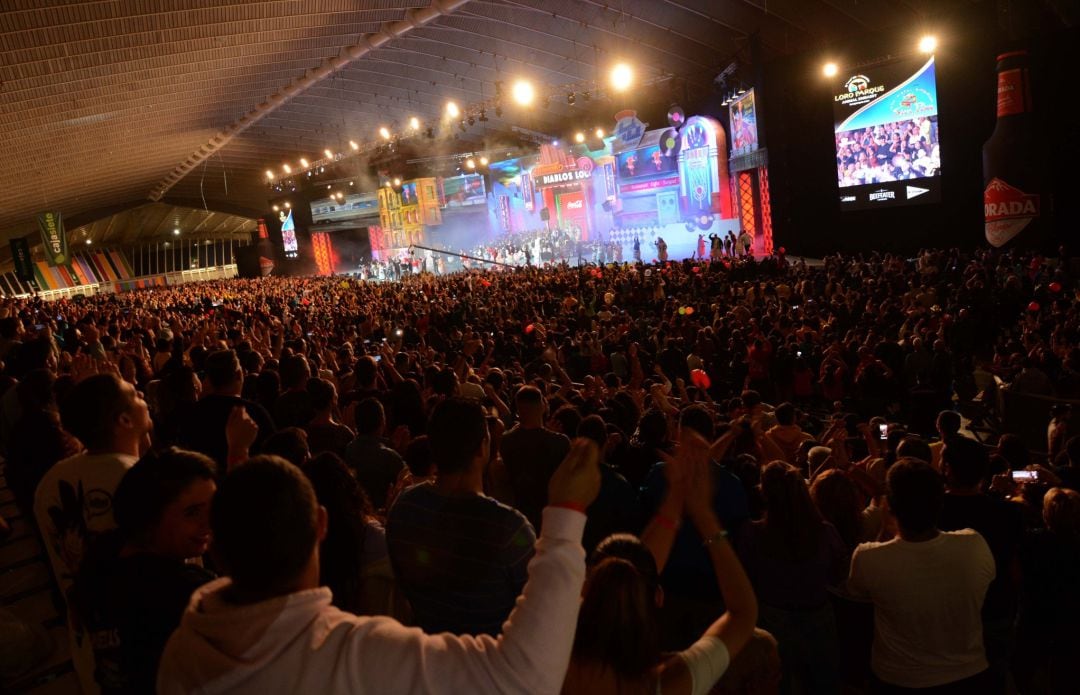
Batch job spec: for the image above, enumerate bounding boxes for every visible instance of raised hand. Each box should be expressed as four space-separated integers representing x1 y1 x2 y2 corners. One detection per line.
548 438 602 511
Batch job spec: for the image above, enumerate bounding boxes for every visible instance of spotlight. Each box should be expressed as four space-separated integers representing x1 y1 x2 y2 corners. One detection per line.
266 170 275 179
324 149 333 158
610 62 633 91
567 91 576 105
85 238 92 245
822 62 839 77
478 109 488 122
551 140 559 147
284 202 291 208
495 104 503 117
480 156 488 165
919 35 938 53
349 181 354 186
467 115 475 126
272 205 279 211
173 228 181 235
299 158 309 168
595 128 605 139
409 116 420 130
379 127 391 140
282 164 292 174
737 86 746 95
349 140 359 150
393 177 401 186
511 79 535 106
574 132 585 143
446 101 460 118
466 158 476 169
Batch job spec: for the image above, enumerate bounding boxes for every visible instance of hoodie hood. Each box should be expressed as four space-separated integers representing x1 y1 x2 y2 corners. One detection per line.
163 577 332 693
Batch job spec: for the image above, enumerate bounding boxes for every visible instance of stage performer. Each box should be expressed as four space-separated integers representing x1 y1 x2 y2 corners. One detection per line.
697 234 706 260
709 233 722 261
633 236 641 262
655 237 668 263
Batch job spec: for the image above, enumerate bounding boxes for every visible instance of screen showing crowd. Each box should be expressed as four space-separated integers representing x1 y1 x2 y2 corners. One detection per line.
832 55 941 209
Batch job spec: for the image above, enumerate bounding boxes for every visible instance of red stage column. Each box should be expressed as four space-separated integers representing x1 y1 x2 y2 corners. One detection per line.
758 166 774 255
737 171 756 243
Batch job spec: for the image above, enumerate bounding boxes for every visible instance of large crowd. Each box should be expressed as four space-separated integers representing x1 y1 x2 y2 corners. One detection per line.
1 244 1078 694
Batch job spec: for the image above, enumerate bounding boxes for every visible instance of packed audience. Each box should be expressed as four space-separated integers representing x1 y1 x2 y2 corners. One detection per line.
1 243 1078 694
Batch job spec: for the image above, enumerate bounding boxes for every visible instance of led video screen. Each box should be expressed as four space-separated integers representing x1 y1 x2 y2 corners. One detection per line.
833 55 941 210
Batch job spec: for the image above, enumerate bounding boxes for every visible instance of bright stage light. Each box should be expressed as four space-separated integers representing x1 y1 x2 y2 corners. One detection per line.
393 177 401 186
85 239 92 245
446 101 460 118
919 35 938 53
409 116 420 130
551 140 559 147
324 149 333 158
272 205 279 211
595 128 605 138
266 170 275 179
379 127 391 140
173 228 181 235
299 158 309 168
466 158 476 169
574 132 585 143
349 140 359 150
610 63 633 92
284 202 291 208
480 156 488 165
822 62 838 77
282 164 292 174
511 79 536 106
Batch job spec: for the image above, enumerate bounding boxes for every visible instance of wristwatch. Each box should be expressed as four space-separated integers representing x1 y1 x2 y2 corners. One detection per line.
702 529 729 547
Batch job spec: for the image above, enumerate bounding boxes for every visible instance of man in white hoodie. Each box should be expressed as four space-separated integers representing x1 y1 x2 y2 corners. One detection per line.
157 439 601 694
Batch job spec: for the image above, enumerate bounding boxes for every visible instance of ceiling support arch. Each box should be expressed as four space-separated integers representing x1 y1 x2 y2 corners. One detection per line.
147 0 472 202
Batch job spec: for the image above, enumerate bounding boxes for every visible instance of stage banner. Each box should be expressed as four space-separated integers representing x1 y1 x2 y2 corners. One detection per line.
9 237 35 281
37 211 68 266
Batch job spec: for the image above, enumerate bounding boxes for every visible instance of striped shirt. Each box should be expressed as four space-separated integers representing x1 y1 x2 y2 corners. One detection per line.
387 482 536 636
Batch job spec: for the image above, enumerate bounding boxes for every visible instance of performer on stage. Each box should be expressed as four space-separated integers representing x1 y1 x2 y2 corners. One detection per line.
709 232 722 261
697 234 706 260
655 237 668 263
633 236 641 262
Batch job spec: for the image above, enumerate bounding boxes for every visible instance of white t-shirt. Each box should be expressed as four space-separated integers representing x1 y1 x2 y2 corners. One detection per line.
847 529 995 688
34 452 138 598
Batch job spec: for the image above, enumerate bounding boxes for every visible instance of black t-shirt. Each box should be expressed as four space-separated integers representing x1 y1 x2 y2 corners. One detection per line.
177 394 276 473
939 493 1023 619
77 549 215 694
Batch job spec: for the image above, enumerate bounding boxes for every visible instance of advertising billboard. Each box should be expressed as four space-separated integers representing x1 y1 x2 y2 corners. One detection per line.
833 55 941 210
728 89 759 157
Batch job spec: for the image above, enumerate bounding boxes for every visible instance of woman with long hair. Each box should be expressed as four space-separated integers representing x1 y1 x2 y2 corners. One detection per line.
302 452 403 618
563 431 758 695
810 469 865 554
735 461 847 695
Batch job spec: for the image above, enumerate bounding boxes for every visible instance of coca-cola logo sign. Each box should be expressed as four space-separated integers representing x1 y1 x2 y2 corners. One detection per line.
984 177 1040 247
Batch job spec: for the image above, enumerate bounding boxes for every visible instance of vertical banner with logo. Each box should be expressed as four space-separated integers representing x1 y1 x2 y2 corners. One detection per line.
9 237 35 282
37 211 68 266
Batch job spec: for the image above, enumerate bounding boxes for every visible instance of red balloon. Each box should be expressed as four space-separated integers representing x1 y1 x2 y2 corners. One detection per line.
1049 282 1063 293
778 246 786 255
525 323 535 334
690 368 711 390
1028 301 1041 313
692 266 701 273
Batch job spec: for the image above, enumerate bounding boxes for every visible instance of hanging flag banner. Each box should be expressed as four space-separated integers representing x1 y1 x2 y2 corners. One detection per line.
9 237 35 282
37 211 69 266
